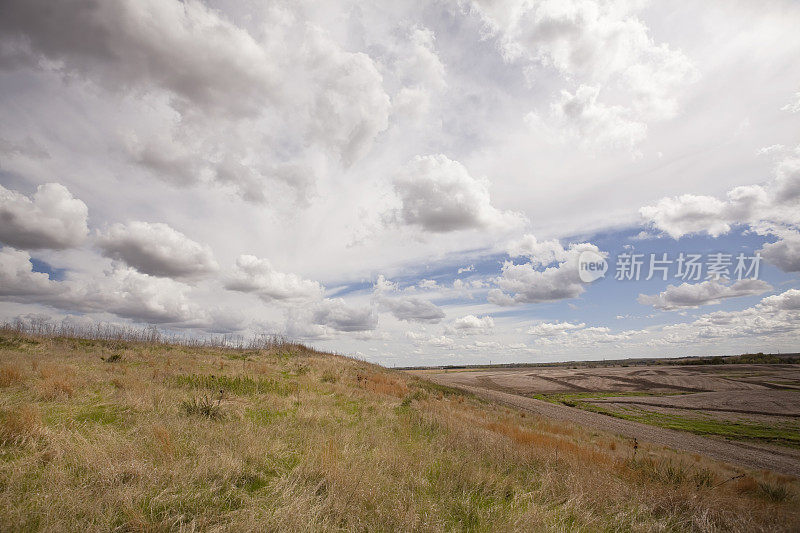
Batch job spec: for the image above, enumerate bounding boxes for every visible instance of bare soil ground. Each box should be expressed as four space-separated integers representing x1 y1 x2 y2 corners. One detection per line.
409 364 800 477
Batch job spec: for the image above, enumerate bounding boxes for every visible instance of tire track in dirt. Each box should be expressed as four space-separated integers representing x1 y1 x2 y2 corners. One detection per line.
602 374 709 393
525 374 593 391
428 377 800 477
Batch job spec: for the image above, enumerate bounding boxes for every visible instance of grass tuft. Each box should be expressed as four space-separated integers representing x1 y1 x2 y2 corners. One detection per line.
181 394 224 420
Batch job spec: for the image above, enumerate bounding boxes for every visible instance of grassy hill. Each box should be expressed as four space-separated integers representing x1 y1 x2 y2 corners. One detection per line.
1 332 798 531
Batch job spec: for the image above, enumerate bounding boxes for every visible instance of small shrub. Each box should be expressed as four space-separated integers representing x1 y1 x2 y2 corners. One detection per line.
102 354 122 363
757 481 792 502
181 394 224 419
320 370 338 383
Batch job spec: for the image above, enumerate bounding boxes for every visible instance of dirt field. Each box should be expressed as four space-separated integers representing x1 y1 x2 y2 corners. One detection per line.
409 364 800 476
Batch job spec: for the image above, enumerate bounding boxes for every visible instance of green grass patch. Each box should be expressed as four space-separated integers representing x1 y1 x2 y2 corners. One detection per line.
245 406 293 425
171 374 294 396
530 391 682 406
541 393 800 448
74 404 126 426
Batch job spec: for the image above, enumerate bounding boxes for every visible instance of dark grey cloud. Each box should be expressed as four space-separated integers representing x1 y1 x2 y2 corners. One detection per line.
0 247 226 327
0 0 283 117
759 234 800 273
312 299 377 332
379 295 445 323
96 221 218 280
0 0 390 204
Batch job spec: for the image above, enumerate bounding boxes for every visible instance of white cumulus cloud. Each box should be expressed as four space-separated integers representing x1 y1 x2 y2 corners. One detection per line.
0 183 88 250
96 221 218 280
393 154 524 233
225 255 323 303
638 279 772 310
490 241 602 305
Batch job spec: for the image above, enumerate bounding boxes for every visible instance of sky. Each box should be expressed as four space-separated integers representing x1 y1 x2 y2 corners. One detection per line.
0 0 799 366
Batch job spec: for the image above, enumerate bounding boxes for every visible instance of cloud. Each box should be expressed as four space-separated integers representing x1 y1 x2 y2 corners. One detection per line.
417 279 439 290
637 279 772 310
83 267 204 324
641 150 800 240
311 298 378 332
524 288 800 353
639 194 730 239
527 321 585 337
470 0 695 148
1 0 390 201
782 91 800 114
373 274 399 294
507 234 569 265
759 232 800 272
676 288 800 340
529 324 638 347
378 296 445 323
641 149 800 271
489 241 602 305
426 335 455 348
225 255 323 303
302 27 391 166
0 247 63 298
0 183 88 249
551 85 647 151
0 136 49 159
96 221 218 280
772 154 800 204
760 289 800 311
389 26 446 119
0 0 282 116
393 154 524 232
449 314 494 334
0 248 232 327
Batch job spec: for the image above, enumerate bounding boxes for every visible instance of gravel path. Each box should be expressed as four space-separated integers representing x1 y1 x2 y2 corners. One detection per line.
425 377 800 477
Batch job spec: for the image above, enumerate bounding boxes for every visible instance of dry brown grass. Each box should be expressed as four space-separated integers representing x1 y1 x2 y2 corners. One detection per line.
37 376 75 400
357 371 408 397
0 405 42 444
0 363 23 387
0 332 798 531
151 424 174 456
